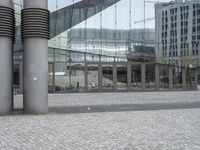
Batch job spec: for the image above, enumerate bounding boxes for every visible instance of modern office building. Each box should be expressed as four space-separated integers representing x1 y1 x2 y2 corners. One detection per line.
155 0 200 67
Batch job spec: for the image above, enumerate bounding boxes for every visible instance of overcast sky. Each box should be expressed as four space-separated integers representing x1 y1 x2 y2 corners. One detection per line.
48 0 170 29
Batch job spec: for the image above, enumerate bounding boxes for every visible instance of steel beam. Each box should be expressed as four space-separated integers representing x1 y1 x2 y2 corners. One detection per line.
0 0 15 115
22 0 49 114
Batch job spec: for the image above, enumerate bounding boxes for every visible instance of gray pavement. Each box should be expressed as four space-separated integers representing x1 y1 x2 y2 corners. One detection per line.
49 101 200 114
0 91 199 150
14 91 200 108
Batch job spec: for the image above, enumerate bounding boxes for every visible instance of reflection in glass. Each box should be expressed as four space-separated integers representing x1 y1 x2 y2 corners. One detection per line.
186 67 195 90
87 64 98 91
131 64 141 91
173 67 182 90
102 64 113 90
86 54 99 62
71 52 85 62
145 64 155 91
54 63 69 93
159 65 169 90
54 49 69 62
117 64 127 90
54 62 85 93
70 63 85 92
48 63 54 93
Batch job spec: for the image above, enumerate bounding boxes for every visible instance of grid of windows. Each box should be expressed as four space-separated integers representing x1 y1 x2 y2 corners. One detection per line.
157 1 200 66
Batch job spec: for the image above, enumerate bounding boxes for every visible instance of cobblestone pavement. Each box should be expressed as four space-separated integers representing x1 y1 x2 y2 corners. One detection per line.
0 91 198 149
0 109 200 150
14 91 200 108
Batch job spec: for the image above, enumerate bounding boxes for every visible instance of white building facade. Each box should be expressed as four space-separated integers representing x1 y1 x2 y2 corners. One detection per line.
155 0 200 67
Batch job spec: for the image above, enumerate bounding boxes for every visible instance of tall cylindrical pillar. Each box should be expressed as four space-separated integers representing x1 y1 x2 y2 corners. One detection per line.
0 0 15 115
22 0 49 114
141 63 146 91
113 63 117 91
127 62 131 91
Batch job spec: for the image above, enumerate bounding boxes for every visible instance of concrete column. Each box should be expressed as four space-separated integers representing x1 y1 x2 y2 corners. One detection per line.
141 63 146 91
127 62 131 91
98 63 102 91
169 66 173 91
0 0 15 115
155 64 160 91
85 63 88 92
195 68 198 91
113 63 117 91
22 0 49 114
52 63 56 93
182 67 186 90
19 61 23 94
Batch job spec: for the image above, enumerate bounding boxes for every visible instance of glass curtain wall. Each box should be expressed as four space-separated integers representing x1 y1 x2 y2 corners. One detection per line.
131 64 142 91
186 67 195 90
87 64 99 92
117 64 127 90
173 66 182 90
145 64 155 90
102 64 114 90
159 64 169 90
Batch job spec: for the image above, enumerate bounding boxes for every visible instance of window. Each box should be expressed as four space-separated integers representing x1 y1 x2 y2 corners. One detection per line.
193 27 196 33
184 28 188 34
198 18 200 23
197 26 200 32
197 10 200 16
181 29 183 35
184 21 188 26
170 9 174 14
181 22 183 26
193 11 196 16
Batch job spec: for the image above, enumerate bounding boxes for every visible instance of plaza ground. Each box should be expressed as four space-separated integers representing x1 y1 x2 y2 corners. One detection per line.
0 91 200 149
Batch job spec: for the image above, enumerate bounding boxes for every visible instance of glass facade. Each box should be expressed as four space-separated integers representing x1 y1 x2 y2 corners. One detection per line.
12 0 199 93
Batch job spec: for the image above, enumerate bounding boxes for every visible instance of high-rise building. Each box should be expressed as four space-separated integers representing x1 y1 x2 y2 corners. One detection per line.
155 0 200 67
